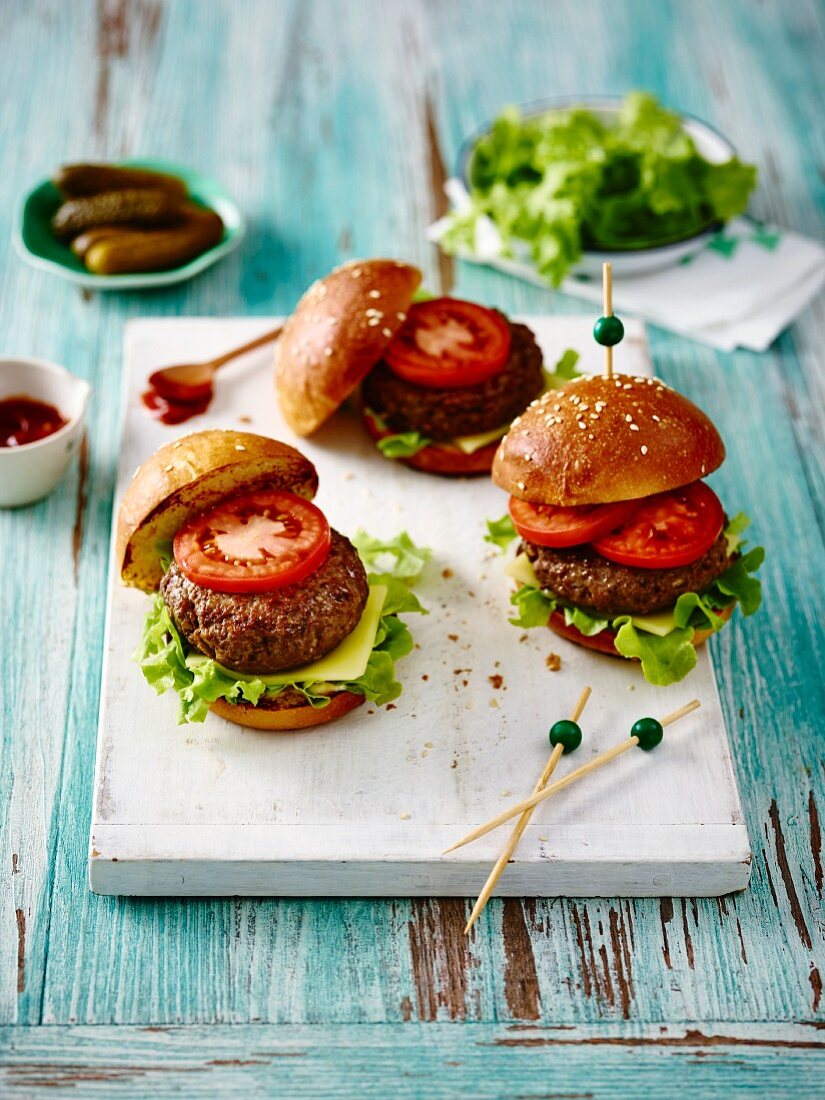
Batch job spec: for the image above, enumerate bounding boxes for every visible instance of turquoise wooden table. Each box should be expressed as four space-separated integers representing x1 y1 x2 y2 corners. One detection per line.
1 1 823 1094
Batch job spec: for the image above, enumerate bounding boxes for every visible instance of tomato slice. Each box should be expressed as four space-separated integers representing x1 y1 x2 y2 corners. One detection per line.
384 297 511 389
592 482 724 569
509 496 641 548
173 489 331 593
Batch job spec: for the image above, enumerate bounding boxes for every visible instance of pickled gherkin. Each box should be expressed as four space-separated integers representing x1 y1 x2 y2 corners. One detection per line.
84 207 224 274
54 163 188 200
51 190 184 240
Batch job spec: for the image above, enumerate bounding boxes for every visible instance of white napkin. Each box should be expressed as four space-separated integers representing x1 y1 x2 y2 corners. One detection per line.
428 180 825 352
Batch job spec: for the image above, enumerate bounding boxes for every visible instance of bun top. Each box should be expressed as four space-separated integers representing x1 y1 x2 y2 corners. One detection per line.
117 430 319 592
275 258 422 435
493 373 725 506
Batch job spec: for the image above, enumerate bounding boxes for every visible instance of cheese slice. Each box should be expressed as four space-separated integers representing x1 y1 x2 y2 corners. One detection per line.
208 584 387 686
453 423 508 455
506 553 540 588
626 608 677 637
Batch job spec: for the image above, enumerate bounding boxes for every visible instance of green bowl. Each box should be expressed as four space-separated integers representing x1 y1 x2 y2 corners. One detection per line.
12 158 245 290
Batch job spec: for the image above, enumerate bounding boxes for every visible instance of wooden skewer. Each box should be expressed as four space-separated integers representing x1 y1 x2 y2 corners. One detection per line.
444 700 701 855
463 687 591 934
603 261 614 379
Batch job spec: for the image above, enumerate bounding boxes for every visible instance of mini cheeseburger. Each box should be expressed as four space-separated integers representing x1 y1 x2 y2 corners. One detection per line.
120 430 424 728
275 258 545 475
492 373 763 685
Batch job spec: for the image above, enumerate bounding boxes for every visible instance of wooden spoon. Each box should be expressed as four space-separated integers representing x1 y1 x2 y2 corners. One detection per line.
148 324 284 402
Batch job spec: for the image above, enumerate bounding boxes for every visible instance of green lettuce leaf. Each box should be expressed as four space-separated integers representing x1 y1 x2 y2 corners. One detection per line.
509 584 556 628
136 532 430 723
351 529 432 581
376 432 432 459
543 348 581 389
484 514 518 552
439 91 757 286
563 604 610 637
613 617 698 685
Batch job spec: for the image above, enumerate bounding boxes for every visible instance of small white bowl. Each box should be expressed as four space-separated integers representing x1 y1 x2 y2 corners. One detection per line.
458 96 738 278
0 357 91 507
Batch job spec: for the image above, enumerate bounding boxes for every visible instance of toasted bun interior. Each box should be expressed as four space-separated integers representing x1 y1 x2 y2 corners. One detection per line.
209 691 365 731
493 373 725 506
275 258 422 436
117 429 319 592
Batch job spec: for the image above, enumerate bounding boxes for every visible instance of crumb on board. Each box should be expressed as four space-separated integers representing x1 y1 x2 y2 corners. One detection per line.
238 415 252 424
627 684 636 691
385 703 397 710
500 789 511 797
441 567 453 579
451 759 458 769
399 812 411 820
545 652 561 671
489 698 500 709
538 834 549 842
342 472 355 481
447 633 459 642
424 741 433 749
488 674 504 690
421 674 429 681
453 668 471 676
519 634 529 644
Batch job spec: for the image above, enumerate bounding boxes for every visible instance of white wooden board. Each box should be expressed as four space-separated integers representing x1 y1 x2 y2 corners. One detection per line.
89 316 750 897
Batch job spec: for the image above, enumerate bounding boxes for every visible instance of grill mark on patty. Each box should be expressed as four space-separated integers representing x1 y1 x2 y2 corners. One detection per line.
362 319 544 440
523 530 734 617
160 529 369 674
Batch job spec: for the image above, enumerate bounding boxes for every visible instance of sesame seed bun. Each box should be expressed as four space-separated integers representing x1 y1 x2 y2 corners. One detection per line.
493 373 725 506
117 430 319 593
275 258 422 436
209 690 365 731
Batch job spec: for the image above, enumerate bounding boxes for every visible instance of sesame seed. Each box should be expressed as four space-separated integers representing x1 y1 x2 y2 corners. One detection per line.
623 383 632 390
397 312 406 321
578 421 587 430
511 416 521 427
517 480 526 490
163 464 174 472
351 268 362 277
367 318 380 326
172 441 182 449
324 347 333 356
524 452 533 461
235 444 246 451
641 445 649 455
625 414 633 422
590 413 599 419
368 289 381 299
382 327 393 337
652 414 660 422
553 404 561 412
629 424 640 432
588 433 595 440
132 466 141 479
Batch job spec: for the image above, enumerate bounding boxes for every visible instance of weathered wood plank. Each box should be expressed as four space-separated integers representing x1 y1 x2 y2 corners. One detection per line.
0 0 822 1033
2 1022 825 1098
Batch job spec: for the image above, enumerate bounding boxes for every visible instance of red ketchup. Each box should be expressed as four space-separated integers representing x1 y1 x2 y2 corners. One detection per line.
141 369 213 425
0 394 68 447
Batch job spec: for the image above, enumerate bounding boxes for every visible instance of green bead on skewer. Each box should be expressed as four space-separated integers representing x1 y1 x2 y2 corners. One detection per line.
549 718 583 754
593 314 624 347
630 716 664 751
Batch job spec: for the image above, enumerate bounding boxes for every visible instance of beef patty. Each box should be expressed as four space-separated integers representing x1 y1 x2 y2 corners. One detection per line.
523 530 734 617
160 529 369 674
362 319 544 440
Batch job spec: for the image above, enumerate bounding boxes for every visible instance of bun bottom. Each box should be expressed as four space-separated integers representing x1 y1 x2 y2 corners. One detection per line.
209 691 365 731
362 410 499 477
546 604 733 657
